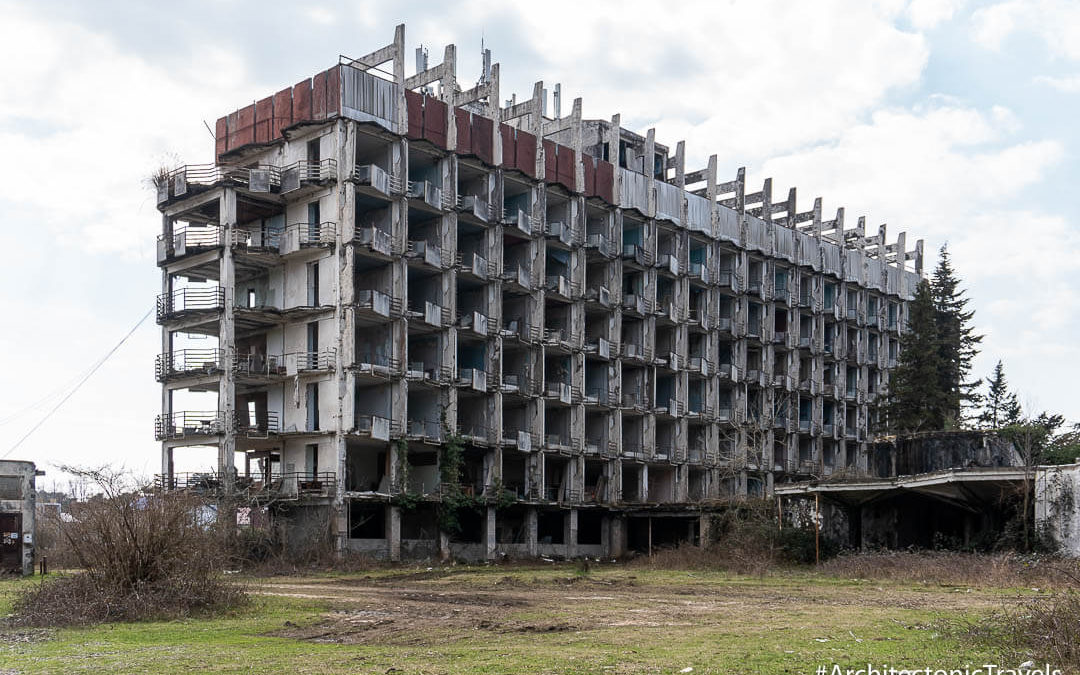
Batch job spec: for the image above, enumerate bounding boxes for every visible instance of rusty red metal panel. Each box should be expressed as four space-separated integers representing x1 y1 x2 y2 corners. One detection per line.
312 70 327 120
596 160 615 204
215 116 228 158
225 111 239 151
582 153 596 196
557 145 576 192
454 108 472 155
254 96 273 143
499 123 515 168
516 130 537 178
472 115 493 165
422 96 448 149
543 139 557 182
325 65 341 116
272 87 292 135
232 103 256 148
292 79 312 123
405 89 423 140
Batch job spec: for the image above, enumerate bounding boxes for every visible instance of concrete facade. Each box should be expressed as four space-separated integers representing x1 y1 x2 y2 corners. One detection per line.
154 25 922 560
0 460 39 575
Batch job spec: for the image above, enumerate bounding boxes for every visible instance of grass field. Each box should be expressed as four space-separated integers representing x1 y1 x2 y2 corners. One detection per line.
0 563 1031 675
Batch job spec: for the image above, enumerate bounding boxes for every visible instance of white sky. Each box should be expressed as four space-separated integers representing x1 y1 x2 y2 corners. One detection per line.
1 0 1077 488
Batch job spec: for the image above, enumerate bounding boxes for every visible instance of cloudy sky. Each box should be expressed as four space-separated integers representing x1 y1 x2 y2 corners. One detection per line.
1 0 1077 486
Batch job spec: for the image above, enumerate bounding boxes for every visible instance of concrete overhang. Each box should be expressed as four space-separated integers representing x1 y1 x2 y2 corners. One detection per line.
774 467 1030 511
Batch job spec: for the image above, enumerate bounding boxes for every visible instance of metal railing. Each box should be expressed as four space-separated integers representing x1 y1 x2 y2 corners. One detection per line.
156 471 337 499
235 353 284 377
157 164 282 203
156 287 224 321
155 411 226 440
285 349 337 372
235 411 281 437
155 349 224 381
280 159 338 192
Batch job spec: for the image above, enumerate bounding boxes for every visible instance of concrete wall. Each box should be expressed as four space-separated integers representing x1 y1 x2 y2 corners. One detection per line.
1037 463 1080 555
870 431 1021 478
0 460 38 576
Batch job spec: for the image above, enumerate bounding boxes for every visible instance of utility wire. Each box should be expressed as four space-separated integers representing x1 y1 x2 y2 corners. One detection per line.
2 305 154 460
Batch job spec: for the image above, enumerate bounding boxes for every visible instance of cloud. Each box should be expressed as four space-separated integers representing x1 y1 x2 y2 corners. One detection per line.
0 3 258 257
972 0 1080 60
1034 73 1080 92
907 0 967 29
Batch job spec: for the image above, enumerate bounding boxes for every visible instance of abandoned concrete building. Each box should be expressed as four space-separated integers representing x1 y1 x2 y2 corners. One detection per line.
777 432 1080 555
0 460 39 575
153 25 924 559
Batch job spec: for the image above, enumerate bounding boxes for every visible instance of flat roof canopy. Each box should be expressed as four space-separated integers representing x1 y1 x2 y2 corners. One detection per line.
774 467 1029 512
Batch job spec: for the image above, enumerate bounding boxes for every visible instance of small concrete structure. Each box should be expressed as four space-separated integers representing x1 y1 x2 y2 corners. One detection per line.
0 460 40 576
1036 463 1080 555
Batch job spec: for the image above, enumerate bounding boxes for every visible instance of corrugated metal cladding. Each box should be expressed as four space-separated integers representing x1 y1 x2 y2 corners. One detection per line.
595 160 614 204
516 130 536 178
341 65 397 133
582 154 597 195
556 146 575 192
422 97 448 149
717 205 740 244
405 90 423 139
543 139 557 180
215 66 344 159
471 116 493 165
499 124 516 167
455 109 472 155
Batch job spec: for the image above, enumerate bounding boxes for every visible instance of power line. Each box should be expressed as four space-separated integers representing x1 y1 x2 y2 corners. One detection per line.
2 305 154 460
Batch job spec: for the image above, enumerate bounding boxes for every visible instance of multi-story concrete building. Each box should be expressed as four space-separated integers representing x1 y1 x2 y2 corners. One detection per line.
154 25 923 559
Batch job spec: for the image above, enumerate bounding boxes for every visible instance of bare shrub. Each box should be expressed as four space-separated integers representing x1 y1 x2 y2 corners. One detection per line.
821 550 1080 588
9 466 247 627
945 591 1080 672
631 499 837 575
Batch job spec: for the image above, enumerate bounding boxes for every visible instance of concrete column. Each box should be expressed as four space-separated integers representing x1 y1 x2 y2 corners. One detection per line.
388 504 401 562
600 515 611 557
565 508 578 558
699 513 712 548
609 514 625 557
525 506 538 557
218 187 237 493
486 506 497 560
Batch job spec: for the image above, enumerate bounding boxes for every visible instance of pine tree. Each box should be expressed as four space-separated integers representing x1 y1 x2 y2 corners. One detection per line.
884 280 950 432
930 244 983 425
978 360 1022 429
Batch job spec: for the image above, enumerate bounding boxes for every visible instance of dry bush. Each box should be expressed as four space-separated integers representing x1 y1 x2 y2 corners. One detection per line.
631 499 836 575
945 591 1080 672
9 466 247 627
821 550 1080 588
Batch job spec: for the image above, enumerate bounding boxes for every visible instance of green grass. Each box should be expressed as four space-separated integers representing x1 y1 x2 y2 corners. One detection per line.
0 566 1013 675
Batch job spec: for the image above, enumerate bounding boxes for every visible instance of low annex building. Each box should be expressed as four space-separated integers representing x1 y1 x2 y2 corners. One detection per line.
153 25 923 560
0 460 40 576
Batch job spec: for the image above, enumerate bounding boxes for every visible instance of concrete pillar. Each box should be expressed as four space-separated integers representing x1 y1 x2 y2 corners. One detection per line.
699 513 712 548
609 514 626 557
486 506 497 560
600 515 611 557
218 187 237 493
526 506 538 557
439 530 451 562
388 504 401 562
565 508 578 558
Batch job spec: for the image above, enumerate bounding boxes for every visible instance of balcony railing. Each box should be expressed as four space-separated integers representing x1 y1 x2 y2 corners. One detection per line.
352 163 401 195
155 411 225 440
156 471 336 500
278 222 336 253
236 411 281 437
285 349 336 372
280 159 338 192
234 353 285 377
156 164 282 204
156 288 225 322
155 349 224 381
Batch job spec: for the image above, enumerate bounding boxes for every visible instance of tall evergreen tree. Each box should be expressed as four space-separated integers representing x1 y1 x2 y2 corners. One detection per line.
978 360 1022 429
930 244 983 425
884 280 950 432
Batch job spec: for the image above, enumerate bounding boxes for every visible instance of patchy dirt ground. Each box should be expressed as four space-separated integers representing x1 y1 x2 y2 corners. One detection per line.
259 567 1015 648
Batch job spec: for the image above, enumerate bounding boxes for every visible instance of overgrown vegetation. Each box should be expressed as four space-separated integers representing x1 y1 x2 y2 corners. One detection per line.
9 466 247 627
